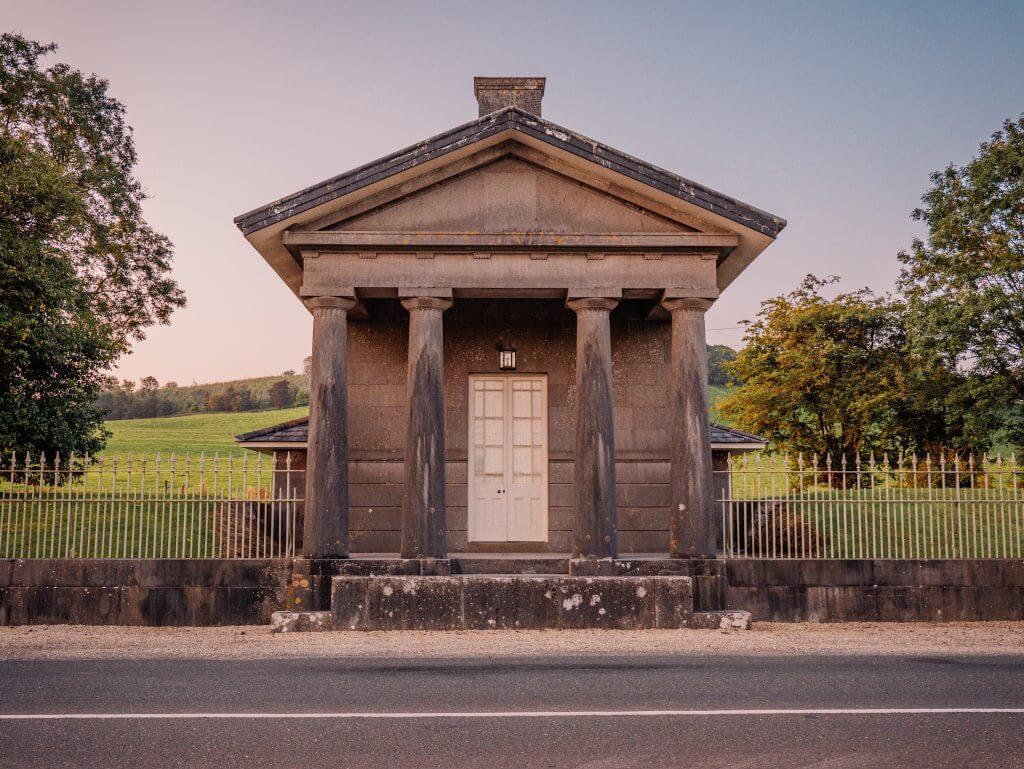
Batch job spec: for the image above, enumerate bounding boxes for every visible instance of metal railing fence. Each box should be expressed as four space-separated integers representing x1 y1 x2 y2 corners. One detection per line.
718 452 1024 559
0 452 301 559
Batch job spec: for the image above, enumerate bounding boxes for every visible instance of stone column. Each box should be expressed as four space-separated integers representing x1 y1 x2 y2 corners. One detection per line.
303 296 357 559
400 295 453 558
567 296 619 559
663 297 716 558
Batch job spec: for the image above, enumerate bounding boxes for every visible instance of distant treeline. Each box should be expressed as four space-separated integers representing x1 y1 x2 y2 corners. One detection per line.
100 345 739 420
97 374 310 420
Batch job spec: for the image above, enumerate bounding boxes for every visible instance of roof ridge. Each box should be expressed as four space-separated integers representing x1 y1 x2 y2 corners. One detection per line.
233 107 785 238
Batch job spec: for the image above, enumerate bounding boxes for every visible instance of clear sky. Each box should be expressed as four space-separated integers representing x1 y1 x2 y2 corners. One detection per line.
4 0 1023 385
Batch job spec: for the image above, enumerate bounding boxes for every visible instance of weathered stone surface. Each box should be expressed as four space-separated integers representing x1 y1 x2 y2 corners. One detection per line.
333 575 463 631
453 557 570 575
688 610 752 631
401 296 452 559
474 77 546 117
663 297 716 558
304 296 356 558
462 576 560 629
567 296 619 559
654 575 694 628
271 610 334 633
568 558 618 576
326 574 692 630
6 558 1024 627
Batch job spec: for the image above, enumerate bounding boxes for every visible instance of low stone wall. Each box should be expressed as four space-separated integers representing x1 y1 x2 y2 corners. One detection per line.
724 559 1024 622
0 559 294 626
3 557 1022 626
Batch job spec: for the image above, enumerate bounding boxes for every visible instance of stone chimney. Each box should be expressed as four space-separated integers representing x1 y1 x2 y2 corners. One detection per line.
474 77 546 117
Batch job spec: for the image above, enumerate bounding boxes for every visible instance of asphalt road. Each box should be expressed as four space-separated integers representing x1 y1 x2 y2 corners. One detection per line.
1 653 1022 768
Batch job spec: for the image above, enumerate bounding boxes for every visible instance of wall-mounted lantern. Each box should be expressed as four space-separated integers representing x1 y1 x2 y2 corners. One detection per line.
497 340 517 371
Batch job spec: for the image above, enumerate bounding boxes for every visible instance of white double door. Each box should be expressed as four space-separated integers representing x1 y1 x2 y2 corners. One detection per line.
468 375 548 543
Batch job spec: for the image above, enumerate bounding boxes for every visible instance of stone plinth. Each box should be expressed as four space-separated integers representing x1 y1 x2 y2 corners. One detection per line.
327 574 695 630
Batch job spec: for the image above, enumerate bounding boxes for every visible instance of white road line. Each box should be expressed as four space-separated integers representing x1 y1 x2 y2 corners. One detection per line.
1 708 1022 720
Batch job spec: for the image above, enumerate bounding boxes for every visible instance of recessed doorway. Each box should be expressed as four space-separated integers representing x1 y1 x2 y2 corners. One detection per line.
467 374 548 543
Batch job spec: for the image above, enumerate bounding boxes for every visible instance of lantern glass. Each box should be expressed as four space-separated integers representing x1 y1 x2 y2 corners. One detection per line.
498 347 516 370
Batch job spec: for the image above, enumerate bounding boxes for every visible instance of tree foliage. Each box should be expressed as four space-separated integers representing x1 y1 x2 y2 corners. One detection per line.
718 276 993 463
706 344 739 387
898 115 1024 446
267 379 296 409
0 33 184 455
718 277 903 463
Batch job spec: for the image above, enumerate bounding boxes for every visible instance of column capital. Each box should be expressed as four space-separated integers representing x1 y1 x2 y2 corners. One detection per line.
661 297 714 313
304 295 357 312
566 288 621 313
567 296 619 313
400 296 453 312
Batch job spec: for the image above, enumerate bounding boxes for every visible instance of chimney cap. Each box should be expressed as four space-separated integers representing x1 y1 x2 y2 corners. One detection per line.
474 76 546 117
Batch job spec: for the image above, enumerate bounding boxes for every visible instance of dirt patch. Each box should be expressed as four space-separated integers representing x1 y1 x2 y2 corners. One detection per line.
1 622 1022 661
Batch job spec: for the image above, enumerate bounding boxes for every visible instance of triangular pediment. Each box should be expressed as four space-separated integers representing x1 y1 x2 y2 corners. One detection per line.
324 156 699 235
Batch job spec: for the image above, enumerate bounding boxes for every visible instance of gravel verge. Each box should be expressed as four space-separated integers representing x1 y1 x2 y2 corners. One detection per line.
1 622 1022 660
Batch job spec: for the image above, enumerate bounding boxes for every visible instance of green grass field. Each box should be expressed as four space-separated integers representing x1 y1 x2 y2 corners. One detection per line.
100 388 731 458
3 405 307 559
103 407 308 458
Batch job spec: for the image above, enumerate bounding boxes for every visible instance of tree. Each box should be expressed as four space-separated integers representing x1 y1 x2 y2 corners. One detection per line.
267 379 295 408
718 277 904 466
706 344 739 387
204 385 255 413
0 34 184 456
719 276 996 465
899 115 1024 448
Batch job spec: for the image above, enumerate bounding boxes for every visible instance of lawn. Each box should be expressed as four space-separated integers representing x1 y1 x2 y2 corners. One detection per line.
3 405 307 559
103 407 308 458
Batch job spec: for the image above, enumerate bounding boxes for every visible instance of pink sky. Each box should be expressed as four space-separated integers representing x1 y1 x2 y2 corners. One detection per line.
5 0 1023 385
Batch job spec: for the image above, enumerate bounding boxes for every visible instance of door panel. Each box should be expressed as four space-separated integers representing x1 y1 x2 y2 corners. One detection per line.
469 378 508 542
468 375 548 543
507 378 547 541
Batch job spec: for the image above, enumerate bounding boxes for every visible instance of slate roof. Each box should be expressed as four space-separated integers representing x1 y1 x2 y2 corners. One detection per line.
233 107 786 239
235 416 766 449
234 416 311 443
708 424 767 446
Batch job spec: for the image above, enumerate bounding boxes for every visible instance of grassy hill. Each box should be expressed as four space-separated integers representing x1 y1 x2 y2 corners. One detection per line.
101 385 735 458
708 384 731 424
103 407 308 457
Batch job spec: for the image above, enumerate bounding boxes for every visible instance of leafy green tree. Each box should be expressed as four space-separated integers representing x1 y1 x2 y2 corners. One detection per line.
720 276 997 465
899 115 1024 448
0 34 184 456
719 276 903 466
706 344 739 387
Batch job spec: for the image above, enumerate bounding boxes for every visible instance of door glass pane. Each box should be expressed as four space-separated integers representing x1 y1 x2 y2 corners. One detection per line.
473 379 505 481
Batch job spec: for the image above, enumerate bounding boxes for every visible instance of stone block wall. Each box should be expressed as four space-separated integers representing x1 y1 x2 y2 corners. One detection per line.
344 298 675 553
0 559 294 626
725 559 1024 622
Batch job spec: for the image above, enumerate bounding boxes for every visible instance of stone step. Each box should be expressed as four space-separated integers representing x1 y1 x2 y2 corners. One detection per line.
687 610 752 631
329 575 694 630
453 558 570 575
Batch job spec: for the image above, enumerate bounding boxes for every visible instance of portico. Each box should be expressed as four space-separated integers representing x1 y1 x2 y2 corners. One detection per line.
235 76 784 568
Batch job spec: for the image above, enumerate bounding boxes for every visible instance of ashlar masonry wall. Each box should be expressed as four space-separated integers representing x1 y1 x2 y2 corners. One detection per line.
345 298 676 553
